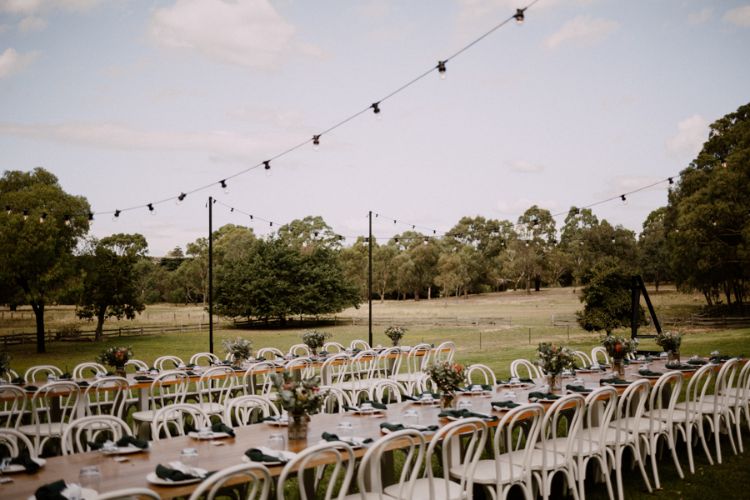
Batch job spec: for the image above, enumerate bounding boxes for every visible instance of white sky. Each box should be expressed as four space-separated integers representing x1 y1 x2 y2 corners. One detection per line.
1 0 749 255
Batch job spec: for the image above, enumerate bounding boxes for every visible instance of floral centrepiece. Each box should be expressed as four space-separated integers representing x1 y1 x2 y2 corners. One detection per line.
600 335 638 359
536 343 576 390
222 337 252 365
272 372 326 440
384 326 407 346
97 346 133 370
655 331 682 353
425 361 466 408
301 330 330 354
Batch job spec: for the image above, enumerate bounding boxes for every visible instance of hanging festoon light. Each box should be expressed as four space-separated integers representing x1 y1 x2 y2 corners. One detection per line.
437 60 447 80
176 192 187 205
264 160 271 177
113 209 121 221
147 203 155 215
312 135 321 151
371 102 381 119
220 179 229 194
514 8 525 25
668 177 674 185
620 194 627 204
63 215 71 226
39 212 47 223
4 205 11 215
88 212 94 221
22 209 29 221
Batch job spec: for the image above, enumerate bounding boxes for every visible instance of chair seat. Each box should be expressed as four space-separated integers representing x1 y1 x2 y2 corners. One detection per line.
675 401 728 414
499 448 569 469
342 493 394 500
536 437 606 456
579 426 636 446
645 408 690 423
454 458 526 484
388 477 464 500
195 402 224 415
18 423 66 437
609 417 667 435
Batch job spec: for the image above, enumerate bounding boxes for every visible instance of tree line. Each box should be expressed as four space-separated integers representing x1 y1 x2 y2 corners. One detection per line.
2 102 748 353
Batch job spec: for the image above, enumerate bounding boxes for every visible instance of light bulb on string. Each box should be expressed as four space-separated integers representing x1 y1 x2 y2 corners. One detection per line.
88 212 94 222
514 8 525 25
264 161 271 178
437 61 447 80
312 135 320 151
371 102 382 120
620 194 627 204
113 209 121 222
668 177 674 185
147 203 155 215
22 209 28 221
63 215 71 226
4 205 11 215
39 212 47 224
176 193 187 205
220 180 229 194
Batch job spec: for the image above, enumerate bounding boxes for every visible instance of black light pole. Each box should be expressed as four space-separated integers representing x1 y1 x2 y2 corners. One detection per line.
368 211 373 347
208 196 214 354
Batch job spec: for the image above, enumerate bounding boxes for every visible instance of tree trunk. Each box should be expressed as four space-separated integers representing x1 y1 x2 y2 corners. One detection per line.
31 300 46 354
95 306 107 341
413 290 420 301
427 286 432 300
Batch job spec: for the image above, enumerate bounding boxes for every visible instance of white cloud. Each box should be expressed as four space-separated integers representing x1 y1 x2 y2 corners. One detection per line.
688 8 713 25
0 0 98 15
507 160 544 173
149 0 320 69
0 48 38 79
545 15 618 49
496 198 560 216
18 15 47 32
723 5 750 27
666 114 709 158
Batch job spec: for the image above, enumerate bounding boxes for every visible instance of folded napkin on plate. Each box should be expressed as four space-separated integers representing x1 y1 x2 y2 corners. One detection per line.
687 358 708 365
459 384 493 392
134 375 153 381
117 435 149 449
437 408 497 421
496 378 533 384
344 400 387 411
76 381 89 387
211 423 236 437
25 385 39 392
638 369 664 377
11 449 41 473
402 392 440 401
665 363 696 370
263 415 288 423
527 392 560 401
490 401 521 410
709 355 732 363
565 385 590 393
379 422 439 433
599 378 630 386
155 462 207 481
34 479 67 500
245 447 287 463
321 432 373 445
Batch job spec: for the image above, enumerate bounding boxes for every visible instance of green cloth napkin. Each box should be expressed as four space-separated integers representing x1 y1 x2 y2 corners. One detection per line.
490 401 521 410
117 435 149 449
460 384 492 392
76 381 89 387
34 479 67 500
134 375 153 381
211 423 235 437
344 400 387 411
155 464 201 481
25 385 39 392
320 432 373 445
11 449 41 474
379 422 439 433
245 448 287 463
599 378 630 386
687 358 707 365
527 392 560 401
638 369 664 377
437 408 498 421
496 378 533 384
403 392 440 401
565 385 590 393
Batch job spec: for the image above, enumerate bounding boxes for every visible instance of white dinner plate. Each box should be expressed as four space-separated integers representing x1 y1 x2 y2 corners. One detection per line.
380 424 436 435
242 450 296 466
411 399 439 405
5 457 46 473
26 487 96 500
319 437 368 449
102 445 147 455
349 408 386 416
188 431 230 440
146 472 203 486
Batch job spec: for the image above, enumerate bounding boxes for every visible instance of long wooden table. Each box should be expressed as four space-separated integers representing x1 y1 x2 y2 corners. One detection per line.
1 358 716 498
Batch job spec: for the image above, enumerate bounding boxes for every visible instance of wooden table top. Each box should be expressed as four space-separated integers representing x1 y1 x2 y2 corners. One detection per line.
1 357 717 499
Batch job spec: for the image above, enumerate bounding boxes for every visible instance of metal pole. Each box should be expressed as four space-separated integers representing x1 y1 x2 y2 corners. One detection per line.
208 196 214 354
368 210 373 347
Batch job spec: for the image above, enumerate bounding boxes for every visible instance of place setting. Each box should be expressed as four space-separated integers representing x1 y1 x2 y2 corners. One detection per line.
187 423 236 440
243 433 296 466
146 449 209 486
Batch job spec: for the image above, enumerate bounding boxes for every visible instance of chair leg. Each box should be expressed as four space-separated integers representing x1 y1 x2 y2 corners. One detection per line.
632 442 653 493
735 408 744 453
648 436 661 490
714 415 723 464
698 417 714 465
668 429 684 479
614 448 625 500
724 412 738 455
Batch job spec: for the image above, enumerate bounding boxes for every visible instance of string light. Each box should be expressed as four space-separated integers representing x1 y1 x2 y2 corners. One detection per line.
88 212 94 221
371 102 381 115
620 195 627 203
437 60 447 80
23 210 28 221
147 203 155 215
514 8 525 24
312 135 321 151
177 193 187 205
114 209 121 219
220 180 229 194
5 205 10 215
39 212 47 223
64 215 71 226
668 177 674 185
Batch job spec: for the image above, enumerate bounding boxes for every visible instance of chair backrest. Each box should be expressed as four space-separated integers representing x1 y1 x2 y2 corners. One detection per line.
84 376 130 418
319 386 352 414
347 349 377 383
288 343 311 357
224 395 279 426
72 362 107 380
648 371 684 432
493 404 544 486
189 352 221 367
369 379 405 404
125 359 149 372
356 429 426 498
242 362 276 396
374 347 402 379
153 355 184 371
197 366 237 407
537 393 586 466
349 339 371 351
1 368 19 383
24 364 63 383
571 351 592 368
434 341 455 363
189 462 272 500
683 363 716 420
426 417 488 499
285 357 314 379
404 343 432 376
29 381 80 430
734 360 750 407
256 347 284 360
612 379 651 442
96 488 161 500
62 415 132 455
320 354 351 386
0 384 27 428
147 370 190 411
590 346 610 366
323 341 346 353
581 386 618 449
466 364 498 389
276 441 355 500
151 403 211 441
509 359 541 380
714 358 741 409
0 428 37 459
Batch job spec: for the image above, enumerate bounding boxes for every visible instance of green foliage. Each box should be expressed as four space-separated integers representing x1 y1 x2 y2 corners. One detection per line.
654 331 682 352
536 342 576 375
97 346 133 368
76 233 147 340
384 326 406 345
301 330 330 350
576 259 645 334
638 207 671 290
222 337 252 361
599 335 638 358
271 372 325 415
0 168 90 353
425 361 466 393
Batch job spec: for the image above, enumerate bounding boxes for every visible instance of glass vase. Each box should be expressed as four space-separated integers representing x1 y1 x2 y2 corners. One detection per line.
440 392 456 409
546 374 561 391
613 358 625 377
115 366 127 378
288 413 309 441
667 350 680 364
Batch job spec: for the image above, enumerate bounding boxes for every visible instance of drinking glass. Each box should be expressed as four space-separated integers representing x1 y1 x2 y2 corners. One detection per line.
79 465 101 492
268 433 285 451
180 448 199 468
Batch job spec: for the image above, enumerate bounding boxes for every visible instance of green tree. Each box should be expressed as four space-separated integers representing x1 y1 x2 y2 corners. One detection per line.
0 168 90 353
576 259 645 334
372 243 398 301
76 234 148 340
339 237 369 300
638 207 671 291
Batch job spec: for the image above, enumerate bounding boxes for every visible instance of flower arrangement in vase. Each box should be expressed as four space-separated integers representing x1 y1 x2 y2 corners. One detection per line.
425 361 466 409
222 337 252 367
384 326 407 346
655 331 682 365
600 335 638 376
301 330 330 355
97 346 133 376
272 372 326 440
536 343 576 390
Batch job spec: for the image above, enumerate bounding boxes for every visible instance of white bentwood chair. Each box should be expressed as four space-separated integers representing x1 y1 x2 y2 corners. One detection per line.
189 462 272 500
276 441 355 500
